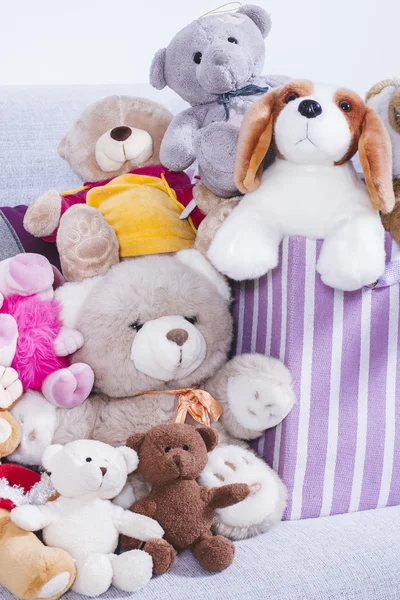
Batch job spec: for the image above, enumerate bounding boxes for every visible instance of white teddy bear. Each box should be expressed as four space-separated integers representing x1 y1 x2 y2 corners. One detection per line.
11 439 164 597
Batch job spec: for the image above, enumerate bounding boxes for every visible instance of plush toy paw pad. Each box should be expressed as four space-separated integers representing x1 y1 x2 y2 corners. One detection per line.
38 571 71 599
112 550 153 592
208 222 279 281
24 190 62 238
58 205 119 281
42 364 94 408
73 554 113 597
317 219 385 291
227 374 294 432
0 314 18 348
8 253 54 294
0 366 23 409
143 538 176 575
199 446 286 535
193 535 235 572
0 417 12 443
54 327 84 357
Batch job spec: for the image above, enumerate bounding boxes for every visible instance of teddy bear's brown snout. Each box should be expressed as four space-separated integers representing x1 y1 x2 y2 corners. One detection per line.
166 446 196 480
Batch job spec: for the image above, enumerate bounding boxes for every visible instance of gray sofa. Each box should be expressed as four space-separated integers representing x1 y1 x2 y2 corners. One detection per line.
0 85 399 600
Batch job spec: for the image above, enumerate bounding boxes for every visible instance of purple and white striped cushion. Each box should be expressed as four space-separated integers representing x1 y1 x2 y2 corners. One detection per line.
232 233 400 520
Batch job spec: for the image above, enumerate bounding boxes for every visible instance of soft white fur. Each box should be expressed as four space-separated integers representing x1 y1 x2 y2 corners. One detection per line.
227 367 294 432
199 445 287 539
11 440 163 597
368 84 400 178
208 83 386 291
95 127 153 173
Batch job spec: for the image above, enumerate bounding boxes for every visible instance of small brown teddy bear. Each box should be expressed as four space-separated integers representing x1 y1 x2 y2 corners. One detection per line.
121 423 251 573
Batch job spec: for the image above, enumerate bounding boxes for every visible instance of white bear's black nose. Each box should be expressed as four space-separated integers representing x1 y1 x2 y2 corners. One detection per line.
298 99 322 119
167 328 188 346
110 126 132 141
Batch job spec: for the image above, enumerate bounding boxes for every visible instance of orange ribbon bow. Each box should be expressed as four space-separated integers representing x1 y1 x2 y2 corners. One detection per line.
141 387 224 427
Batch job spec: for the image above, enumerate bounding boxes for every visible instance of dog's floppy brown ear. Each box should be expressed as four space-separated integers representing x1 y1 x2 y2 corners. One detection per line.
235 88 278 194
126 432 146 453
197 426 218 452
358 106 395 214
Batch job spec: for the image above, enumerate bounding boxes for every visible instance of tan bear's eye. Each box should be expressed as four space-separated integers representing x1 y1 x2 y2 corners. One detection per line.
129 321 143 332
184 316 197 325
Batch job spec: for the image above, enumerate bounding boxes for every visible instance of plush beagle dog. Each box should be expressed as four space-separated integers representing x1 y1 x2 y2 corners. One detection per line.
207 80 395 291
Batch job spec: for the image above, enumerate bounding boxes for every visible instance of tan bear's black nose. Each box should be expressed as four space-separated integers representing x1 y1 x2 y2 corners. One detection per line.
110 126 132 141
173 454 181 466
100 467 107 476
167 329 188 346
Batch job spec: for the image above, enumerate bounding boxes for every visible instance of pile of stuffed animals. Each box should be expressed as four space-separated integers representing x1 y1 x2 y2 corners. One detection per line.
0 3 399 599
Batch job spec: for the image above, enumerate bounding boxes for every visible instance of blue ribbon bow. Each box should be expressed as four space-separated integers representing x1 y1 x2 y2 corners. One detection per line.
217 84 270 120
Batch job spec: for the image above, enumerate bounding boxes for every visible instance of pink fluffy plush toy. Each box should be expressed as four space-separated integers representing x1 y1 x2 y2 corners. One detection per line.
0 254 94 408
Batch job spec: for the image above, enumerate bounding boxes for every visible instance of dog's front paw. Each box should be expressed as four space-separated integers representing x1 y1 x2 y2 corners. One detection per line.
208 222 279 281
318 218 385 291
199 445 287 540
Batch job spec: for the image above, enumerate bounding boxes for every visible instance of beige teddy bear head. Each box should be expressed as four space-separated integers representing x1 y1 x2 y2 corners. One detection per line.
58 95 173 183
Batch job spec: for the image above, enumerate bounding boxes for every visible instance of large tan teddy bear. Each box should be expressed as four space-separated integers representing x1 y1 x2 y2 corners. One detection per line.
12 250 294 542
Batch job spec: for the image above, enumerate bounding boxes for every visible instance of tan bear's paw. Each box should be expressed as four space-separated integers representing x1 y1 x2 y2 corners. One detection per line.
57 205 119 281
0 366 23 410
24 190 62 238
0 410 21 457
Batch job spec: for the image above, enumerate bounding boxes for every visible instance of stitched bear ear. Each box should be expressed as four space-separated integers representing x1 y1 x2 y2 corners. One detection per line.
197 427 218 452
150 48 167 90
177 249 231 301
237 5 272 38
126 433 146 453
57 135 67 160
117 446 139 474
42 444 64 471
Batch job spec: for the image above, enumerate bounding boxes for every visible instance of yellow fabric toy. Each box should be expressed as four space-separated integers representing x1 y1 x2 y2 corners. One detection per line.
87 174 196 258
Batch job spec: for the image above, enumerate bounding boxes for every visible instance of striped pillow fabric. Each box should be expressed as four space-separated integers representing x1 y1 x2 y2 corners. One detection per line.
232 233 400 520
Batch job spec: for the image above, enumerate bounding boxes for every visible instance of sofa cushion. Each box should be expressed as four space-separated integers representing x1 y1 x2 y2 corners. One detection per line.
2 505 398 600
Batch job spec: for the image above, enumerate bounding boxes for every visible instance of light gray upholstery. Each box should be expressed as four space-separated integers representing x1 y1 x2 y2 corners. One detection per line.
0 85 399 600
0 506 399 600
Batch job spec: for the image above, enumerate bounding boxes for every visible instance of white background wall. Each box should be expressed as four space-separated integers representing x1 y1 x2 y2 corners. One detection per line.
0 0 398 94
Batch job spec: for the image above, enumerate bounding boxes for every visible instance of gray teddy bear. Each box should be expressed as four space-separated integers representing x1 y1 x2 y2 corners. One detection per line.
150 5 287 198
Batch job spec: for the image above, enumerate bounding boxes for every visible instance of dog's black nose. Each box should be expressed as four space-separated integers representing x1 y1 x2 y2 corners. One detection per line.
298 99 322 119
110 126 132 141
